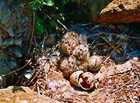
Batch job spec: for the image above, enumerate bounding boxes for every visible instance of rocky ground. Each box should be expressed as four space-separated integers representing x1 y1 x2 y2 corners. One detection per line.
0 58 140 103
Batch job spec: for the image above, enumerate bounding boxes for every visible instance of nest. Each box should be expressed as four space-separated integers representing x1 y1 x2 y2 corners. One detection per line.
13 27 140 102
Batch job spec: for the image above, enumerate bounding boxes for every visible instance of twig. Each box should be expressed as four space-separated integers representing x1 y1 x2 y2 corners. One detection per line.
47 14 68 31
100 36 122 54
0 25 9 36
56 19 68 30
4 59 31 76
87 32 140 40
28 11 35 55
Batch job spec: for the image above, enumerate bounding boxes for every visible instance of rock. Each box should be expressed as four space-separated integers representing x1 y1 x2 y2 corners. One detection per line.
0 86 61 103
0 0 30 75
97 0 140 24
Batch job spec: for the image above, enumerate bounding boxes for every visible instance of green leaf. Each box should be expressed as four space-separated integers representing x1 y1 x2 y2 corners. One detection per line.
61 0 70 5
30 0 54 10
35 16 46 34
47 19 58 31
45 0 54 6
